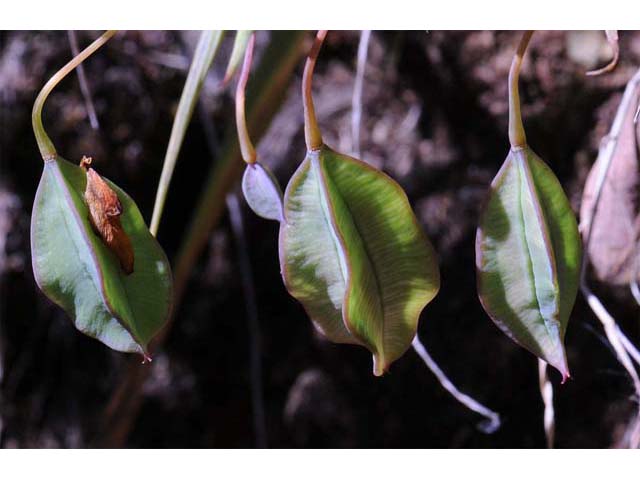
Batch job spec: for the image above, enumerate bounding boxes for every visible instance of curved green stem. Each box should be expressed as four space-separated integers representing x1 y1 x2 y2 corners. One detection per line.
236 33 257 164
302 30 327 151
32 30 117 161
508 30 533 149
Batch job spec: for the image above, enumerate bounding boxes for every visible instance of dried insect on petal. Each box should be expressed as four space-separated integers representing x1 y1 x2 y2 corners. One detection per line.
80 156 134 274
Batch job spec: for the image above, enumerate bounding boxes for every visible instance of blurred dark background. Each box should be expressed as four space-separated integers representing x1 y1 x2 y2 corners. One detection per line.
1 30 640 448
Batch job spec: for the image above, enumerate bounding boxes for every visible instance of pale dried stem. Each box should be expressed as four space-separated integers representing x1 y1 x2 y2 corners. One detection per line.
351 30 371 158
67 30 100 130
631 263 640 308
226 193 267 448
411 335 501 433
538 359 555 448
617 324 640 367
586 30 620 77
581 68 640 448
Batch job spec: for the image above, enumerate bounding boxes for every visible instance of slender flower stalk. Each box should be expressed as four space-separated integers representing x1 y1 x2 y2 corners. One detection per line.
302 30 328 151
236 33 257 165
508 30 533 149
32 30 117 161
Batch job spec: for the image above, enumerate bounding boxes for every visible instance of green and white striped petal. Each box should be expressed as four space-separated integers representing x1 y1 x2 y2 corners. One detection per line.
476 147 581 379
31 157 173 356
279 145 440 375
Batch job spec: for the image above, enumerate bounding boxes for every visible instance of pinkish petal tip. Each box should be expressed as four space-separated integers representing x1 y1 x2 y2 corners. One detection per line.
141 353 153 364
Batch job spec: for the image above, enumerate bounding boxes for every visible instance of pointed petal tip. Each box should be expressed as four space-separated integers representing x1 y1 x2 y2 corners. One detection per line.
545 346 570 384
550 357 570 384
372 354 387 377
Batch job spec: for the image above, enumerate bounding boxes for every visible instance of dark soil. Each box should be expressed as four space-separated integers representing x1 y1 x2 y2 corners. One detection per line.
1 30 640 448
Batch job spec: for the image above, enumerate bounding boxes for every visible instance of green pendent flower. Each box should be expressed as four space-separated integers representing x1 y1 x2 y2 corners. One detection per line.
279 145 440 375
30 31 173 359
239 31 440 376
475 31 581 380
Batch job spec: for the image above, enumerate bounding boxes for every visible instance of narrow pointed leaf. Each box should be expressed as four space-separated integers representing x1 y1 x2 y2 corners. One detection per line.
31 157 173 355
242 162 283 221
279 145 440 375
476 147 581 378
150 30 224 235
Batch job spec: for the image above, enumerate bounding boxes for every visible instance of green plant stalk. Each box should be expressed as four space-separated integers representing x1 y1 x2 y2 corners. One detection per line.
508 30 533 149
98 31 306 448
32 30 116 161
150 30 224 236
302 30 327 151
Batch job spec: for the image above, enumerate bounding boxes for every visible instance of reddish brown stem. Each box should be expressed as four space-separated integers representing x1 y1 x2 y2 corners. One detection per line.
302 30 328 151
236 33 257 164
508 30 533 149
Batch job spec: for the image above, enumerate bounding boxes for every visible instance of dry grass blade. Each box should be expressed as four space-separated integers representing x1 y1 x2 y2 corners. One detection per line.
223 30 253 86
